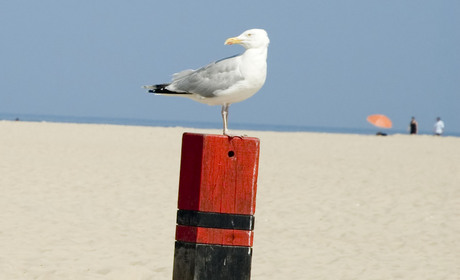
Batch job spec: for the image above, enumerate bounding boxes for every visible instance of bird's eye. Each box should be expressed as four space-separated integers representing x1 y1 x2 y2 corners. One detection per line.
247 33 252 37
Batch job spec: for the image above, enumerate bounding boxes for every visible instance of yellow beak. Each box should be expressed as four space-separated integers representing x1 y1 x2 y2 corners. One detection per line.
224 37 242 45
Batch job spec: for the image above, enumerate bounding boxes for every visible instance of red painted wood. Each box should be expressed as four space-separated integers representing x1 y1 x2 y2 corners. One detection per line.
176 225 254 247
173 133 259 279
177 133 260 215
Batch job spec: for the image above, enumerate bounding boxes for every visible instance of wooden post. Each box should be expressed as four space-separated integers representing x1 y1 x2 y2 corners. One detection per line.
173 133 260 280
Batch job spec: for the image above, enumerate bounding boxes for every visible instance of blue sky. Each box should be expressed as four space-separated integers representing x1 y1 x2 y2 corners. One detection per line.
1 1 459 134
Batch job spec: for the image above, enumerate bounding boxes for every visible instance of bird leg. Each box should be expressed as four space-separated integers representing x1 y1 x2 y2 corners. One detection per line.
221 104 230 135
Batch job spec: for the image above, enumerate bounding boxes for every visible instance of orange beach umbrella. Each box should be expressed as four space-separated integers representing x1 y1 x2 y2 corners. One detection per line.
367 114 392 129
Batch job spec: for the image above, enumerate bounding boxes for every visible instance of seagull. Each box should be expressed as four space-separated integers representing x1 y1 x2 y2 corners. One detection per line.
143 29 269 135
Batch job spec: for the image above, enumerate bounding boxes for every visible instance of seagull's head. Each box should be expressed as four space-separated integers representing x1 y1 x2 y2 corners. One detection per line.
225 29 269 50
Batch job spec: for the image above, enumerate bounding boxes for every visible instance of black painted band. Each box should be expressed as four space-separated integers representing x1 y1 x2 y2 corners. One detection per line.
177 210 254 231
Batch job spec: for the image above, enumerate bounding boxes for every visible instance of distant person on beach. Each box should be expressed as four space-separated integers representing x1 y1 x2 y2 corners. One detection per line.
409 117 418 134
434 117 445 136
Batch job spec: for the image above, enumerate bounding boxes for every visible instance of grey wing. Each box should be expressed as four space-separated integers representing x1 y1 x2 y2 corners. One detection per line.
168 55 244 97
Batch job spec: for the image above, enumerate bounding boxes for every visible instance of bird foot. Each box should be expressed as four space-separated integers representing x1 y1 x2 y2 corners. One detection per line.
223 131 248 138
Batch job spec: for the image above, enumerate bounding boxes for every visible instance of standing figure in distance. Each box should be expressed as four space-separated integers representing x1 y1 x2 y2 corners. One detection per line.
433 117 445 136
409 117 418 135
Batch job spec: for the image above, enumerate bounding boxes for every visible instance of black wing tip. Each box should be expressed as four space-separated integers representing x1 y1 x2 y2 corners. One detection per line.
150 83 170 93
146 83 192 95
144 83 173 94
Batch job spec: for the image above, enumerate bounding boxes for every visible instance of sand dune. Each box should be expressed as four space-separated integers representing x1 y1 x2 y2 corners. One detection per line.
1 121 459 279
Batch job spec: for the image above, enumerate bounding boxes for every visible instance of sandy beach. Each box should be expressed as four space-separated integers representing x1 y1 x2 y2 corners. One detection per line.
1 120 459 279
